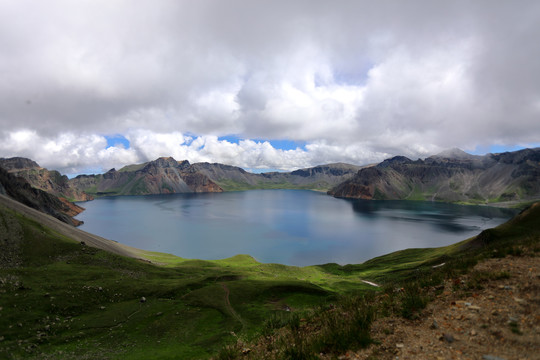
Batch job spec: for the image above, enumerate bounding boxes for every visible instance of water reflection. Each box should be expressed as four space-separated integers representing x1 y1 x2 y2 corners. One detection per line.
349 199 516 233
77 191 517 266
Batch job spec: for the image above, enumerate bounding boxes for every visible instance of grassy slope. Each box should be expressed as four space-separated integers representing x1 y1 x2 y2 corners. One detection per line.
0 206 368 359
214 178 331 192
1 202 538 359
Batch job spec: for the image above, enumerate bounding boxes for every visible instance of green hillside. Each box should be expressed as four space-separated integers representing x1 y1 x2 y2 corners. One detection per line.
1 200 538 359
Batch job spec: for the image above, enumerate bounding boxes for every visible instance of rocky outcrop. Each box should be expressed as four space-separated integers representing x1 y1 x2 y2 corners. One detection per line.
0 157 92 202
69 157 223 196
0 167 84 226
329 148 540 204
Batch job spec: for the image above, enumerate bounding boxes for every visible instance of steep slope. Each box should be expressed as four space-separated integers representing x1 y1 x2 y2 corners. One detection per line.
69 157 223 196
0 167 84 226
0 157 92 202
329 148 540 205
0 193 136 257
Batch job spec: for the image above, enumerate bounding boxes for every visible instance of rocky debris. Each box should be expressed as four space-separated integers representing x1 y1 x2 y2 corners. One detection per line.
336 255 540 359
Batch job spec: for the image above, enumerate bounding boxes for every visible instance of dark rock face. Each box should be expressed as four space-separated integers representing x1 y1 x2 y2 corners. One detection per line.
0 157 92 202
0 157 40 171
329 148 540 204
0 167 84 226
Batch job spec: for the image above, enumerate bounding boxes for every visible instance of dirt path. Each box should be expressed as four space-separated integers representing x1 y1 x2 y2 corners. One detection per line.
221 283 246 328
0 194 140 259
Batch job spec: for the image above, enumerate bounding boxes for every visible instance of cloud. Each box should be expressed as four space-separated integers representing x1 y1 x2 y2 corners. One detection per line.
1 1 539 172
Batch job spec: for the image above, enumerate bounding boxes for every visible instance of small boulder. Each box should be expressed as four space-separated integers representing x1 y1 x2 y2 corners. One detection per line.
441 333 455 343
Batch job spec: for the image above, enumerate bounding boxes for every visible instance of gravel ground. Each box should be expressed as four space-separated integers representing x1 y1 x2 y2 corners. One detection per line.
340 255 540 360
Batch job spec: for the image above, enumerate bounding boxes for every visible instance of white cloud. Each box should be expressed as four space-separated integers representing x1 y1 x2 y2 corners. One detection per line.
1 1 540 172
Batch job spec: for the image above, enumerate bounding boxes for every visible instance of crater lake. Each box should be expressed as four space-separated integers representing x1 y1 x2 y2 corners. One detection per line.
76 190 517 266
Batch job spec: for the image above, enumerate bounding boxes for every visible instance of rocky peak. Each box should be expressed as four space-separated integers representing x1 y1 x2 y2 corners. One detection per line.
491 147 540 165
143 157 190 171
430 148 477 160
377 156 412 168
0 157 41 171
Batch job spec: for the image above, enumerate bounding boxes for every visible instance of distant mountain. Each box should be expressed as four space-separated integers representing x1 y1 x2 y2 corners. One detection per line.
0 166 84 226
329 148 540 205
191 162 364 191
1 156 364 200
70 158 362 196
69 157 223 196
0 157 92 202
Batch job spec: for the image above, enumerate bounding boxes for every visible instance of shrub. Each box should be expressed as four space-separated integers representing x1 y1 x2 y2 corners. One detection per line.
400 283 429 319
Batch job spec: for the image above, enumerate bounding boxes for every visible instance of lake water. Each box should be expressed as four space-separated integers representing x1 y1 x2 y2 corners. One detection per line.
76 190 517 266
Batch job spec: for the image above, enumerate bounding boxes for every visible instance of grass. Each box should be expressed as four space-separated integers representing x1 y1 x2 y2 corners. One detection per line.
214 178 332 192
1 201 539 359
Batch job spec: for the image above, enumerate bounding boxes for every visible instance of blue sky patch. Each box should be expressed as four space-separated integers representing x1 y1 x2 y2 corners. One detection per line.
105 135 130 149
470 143 539 155
218 135 306 151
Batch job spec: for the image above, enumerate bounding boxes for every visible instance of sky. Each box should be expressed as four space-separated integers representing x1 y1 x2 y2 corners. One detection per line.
1 0 539 176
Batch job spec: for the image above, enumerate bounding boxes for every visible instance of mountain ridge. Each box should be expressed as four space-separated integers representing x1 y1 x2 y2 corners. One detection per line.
329 147 540 205
3 147 540 207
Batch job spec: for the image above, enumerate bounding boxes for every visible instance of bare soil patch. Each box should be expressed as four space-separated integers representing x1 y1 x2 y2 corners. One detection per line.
341 255 540 360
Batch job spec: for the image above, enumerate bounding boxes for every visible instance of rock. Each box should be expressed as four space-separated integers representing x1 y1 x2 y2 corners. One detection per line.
441 333 455 343
140 297 146 303
482 355 507 360
98 287 103 291
508 316 519 323
430 319 439 329
396 343 404 348
513 297 526 305
469 305 481 311
155 312 163 316
100 306 106 310
470 329 477 336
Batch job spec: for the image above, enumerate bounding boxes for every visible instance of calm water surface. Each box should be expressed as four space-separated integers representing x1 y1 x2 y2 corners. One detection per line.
76 190 516 266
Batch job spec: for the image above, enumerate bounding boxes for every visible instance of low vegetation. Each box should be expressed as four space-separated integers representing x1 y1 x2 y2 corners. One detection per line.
1 201 538 359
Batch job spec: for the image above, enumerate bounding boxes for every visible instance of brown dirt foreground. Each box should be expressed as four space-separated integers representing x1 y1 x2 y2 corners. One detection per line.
338 255 540 360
